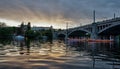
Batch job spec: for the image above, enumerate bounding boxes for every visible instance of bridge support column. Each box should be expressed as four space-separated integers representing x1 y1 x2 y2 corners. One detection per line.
91 23 98 39
53 32 57 40
65 34 68 44
110 35 114 41
114 36 120 42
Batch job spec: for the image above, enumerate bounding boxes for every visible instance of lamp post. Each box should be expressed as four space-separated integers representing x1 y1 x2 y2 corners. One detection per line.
93 10 96 23
114 13 116 19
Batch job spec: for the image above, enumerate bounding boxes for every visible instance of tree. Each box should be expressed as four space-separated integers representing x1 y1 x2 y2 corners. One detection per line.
0 22 6 27
0 27 16 45
25 22 31 54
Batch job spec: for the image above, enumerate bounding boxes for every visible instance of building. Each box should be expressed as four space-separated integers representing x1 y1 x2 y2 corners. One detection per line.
32 26 52 31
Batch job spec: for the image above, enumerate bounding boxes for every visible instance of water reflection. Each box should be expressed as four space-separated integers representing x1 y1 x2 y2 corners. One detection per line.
0 40 120 58
0 40 120 69
68 40 120 69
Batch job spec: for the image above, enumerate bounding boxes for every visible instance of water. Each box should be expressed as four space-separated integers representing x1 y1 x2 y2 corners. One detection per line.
68 41 120 69
0 40 120 69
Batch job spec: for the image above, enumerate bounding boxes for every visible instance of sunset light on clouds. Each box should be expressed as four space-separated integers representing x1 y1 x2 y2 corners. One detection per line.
0 0 120 28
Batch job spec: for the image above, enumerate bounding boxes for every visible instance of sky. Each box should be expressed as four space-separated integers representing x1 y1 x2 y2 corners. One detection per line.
0 0 120 29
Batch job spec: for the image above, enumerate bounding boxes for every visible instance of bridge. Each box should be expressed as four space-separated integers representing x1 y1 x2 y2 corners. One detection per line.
56 17 120 42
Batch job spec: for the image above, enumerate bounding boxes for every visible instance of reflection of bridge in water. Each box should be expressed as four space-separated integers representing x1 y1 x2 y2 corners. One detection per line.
56 17 120 42
0 40 120 69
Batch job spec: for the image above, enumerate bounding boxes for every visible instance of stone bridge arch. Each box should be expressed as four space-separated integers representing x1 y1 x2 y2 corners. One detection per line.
68 28 91 38
98 23 120 35
57 31 66 40
57 28 91 40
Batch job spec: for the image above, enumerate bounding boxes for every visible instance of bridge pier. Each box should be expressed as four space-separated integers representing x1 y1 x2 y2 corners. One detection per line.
65 33 68 44
91 23 98 39
109 35 114 41
90 33 98 39
114 36 120 42
53 32 57 40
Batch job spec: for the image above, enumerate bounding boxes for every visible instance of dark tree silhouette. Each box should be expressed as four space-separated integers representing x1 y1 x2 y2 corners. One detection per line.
25 22 31 54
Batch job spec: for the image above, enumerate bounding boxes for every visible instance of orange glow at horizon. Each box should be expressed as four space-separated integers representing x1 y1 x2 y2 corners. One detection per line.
0 18 69 29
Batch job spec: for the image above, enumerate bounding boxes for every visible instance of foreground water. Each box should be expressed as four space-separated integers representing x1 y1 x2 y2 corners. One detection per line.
0 40 120 69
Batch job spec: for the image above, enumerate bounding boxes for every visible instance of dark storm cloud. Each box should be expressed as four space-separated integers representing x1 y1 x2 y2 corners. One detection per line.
0 0 120 27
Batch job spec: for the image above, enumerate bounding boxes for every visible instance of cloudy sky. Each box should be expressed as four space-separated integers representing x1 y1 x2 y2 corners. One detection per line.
0 0 120 28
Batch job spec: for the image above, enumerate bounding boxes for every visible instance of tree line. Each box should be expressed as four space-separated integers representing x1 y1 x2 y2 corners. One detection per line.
0 22 53 44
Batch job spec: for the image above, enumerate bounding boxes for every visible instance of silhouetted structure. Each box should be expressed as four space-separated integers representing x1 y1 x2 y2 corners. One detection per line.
57 17 120 42
25 22 31 54
18 22 24 51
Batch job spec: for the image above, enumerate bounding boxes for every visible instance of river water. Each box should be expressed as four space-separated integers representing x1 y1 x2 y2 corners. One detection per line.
0 40 120 69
